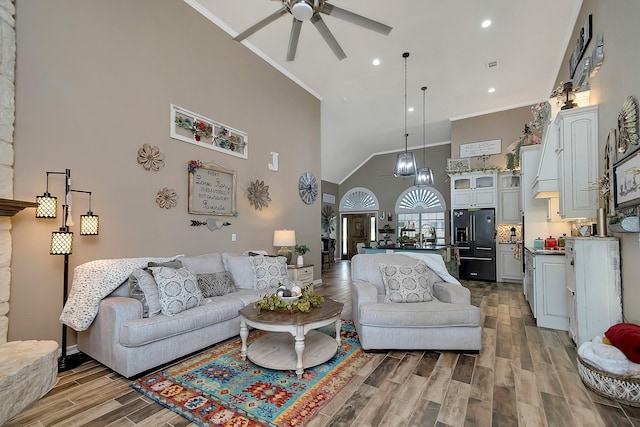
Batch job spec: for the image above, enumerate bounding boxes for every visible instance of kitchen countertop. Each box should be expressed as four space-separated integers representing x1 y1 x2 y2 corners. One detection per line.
525 246 566 255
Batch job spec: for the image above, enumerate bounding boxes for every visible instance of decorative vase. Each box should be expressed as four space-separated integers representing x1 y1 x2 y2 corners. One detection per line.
596 207 607 237
297 255 304 266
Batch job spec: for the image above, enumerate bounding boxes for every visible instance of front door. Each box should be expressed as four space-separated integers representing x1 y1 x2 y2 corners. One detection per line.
342 213 370 260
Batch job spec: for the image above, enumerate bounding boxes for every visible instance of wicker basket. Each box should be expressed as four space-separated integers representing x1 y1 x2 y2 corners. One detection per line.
577 355 640 407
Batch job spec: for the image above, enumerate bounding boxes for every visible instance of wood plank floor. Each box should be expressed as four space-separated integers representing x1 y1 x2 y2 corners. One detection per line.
6 260 640 426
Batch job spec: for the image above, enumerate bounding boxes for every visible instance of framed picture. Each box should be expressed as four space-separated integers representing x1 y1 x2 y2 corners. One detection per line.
613 150 640 209
447 158 471 172
459 139 501 158
569 14 592 79
188 162 237 216
171 104 248 159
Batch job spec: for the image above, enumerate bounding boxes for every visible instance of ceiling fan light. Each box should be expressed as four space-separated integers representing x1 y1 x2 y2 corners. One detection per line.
292 1 314 21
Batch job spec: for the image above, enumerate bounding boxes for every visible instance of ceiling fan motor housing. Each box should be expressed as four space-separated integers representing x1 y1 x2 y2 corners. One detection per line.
290 0 316 21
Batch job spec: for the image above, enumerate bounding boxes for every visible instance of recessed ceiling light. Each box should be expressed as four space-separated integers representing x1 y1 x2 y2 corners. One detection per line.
482 19 492 28
372 58 380 66
488 87 495 93
408 107 414 112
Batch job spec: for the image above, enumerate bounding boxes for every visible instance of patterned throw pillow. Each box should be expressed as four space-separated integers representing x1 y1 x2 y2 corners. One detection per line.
379 262 434 303
197 271 237 297
128 260 184 318
250 255 289 290
128 268 162 318
150 267 203 316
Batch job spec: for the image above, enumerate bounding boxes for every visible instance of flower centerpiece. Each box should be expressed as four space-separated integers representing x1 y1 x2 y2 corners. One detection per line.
255 285 324 313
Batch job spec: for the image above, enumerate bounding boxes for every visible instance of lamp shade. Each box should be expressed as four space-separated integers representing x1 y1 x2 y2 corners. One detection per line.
273 229 296 247
36 193 57 218
414 167 434 186
393 151 417 177
80 212 99 235
50 230 73 255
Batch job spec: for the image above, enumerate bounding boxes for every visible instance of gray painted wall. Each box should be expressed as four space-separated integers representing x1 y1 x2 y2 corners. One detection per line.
9 0 320 345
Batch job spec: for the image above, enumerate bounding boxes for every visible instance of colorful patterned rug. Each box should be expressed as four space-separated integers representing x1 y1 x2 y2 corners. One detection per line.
132 321 369 426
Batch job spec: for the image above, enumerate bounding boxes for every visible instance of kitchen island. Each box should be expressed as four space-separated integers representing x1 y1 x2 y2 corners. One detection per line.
363 245 458 278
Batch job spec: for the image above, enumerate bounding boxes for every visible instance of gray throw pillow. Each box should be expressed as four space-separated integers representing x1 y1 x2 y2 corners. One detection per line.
128 268 162 317
148 260 183 269
197 271 237 297
379 262 434 303
250 255 289 290
222 253 256 289
150 266 203 316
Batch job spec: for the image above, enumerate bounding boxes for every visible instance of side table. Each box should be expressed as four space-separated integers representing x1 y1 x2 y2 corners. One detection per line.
287 264 313 286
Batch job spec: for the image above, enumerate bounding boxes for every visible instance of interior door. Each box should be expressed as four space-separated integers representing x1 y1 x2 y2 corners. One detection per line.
343 213 370 260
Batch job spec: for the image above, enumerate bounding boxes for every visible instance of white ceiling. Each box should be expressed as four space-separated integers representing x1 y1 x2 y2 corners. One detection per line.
187 0 582 183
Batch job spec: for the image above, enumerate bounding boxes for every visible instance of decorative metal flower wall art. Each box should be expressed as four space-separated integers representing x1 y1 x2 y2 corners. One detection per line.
156 187 177 209
247 179 271 210
137 143 165 171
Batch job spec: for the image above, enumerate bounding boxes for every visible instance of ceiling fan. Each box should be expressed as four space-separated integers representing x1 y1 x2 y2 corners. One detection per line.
234 0 392 61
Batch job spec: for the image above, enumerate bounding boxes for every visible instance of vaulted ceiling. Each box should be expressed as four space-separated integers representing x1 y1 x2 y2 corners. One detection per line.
187 0 582 183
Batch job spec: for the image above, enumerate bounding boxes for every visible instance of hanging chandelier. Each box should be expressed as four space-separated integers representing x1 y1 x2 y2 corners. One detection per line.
414 85 434 186
393 52 416 178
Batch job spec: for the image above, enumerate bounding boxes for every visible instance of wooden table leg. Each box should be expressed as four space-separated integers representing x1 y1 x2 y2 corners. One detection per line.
295 330 305 378
240 317 248 361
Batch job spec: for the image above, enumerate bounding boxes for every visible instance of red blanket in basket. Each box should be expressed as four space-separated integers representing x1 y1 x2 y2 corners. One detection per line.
605 323 640 364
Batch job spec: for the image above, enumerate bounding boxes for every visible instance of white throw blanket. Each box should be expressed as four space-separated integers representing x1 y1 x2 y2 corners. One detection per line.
59 255 181 331
578 335 640 376
400 252 461 286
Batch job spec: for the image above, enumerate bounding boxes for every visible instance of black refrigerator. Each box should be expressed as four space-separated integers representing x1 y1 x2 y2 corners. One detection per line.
453 208 496 281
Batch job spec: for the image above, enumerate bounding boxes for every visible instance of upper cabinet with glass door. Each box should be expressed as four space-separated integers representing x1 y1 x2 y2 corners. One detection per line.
450 170 498 209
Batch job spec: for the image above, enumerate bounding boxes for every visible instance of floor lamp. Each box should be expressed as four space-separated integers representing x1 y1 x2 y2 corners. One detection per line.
36 169 99 371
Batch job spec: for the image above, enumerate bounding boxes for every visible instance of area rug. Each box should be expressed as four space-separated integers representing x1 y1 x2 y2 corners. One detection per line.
132 321 369 427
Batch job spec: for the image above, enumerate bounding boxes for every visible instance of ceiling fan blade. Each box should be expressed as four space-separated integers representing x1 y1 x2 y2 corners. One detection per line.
310 14 346 60
286 18 303 62
321 3 392 35
234 7 288 41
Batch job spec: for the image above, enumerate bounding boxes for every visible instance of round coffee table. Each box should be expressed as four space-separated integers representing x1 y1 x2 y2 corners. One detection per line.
239 298 344 378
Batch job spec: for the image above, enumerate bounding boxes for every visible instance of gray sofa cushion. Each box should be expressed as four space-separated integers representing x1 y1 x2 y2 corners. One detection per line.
179 253 225 274
358 300 481 328
119 296 244 347
222 253 255 289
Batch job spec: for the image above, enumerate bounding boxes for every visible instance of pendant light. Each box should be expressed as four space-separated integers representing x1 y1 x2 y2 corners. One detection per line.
393 52 417 177
414 85 435 186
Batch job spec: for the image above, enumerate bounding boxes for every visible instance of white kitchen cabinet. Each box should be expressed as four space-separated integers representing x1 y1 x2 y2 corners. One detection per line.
533 253 568 330
565 237 622 347
524 248 534 309
498 244 522 282
556 105 599 219
450 170 497 209
498 172 521 224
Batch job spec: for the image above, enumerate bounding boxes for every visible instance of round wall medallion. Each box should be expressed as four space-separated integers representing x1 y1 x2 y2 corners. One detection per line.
298 172 318 205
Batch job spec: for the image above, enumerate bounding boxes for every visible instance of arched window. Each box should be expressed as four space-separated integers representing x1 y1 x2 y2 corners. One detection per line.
339 187 379 211
395 186 447 244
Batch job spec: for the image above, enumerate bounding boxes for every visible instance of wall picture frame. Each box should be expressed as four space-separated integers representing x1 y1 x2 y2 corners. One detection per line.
171 104 248 159
188 162 237 216
613 150 640 209
447 158 471 172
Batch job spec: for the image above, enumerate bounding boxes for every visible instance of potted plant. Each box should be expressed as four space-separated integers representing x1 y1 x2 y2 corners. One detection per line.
294 244 310 266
